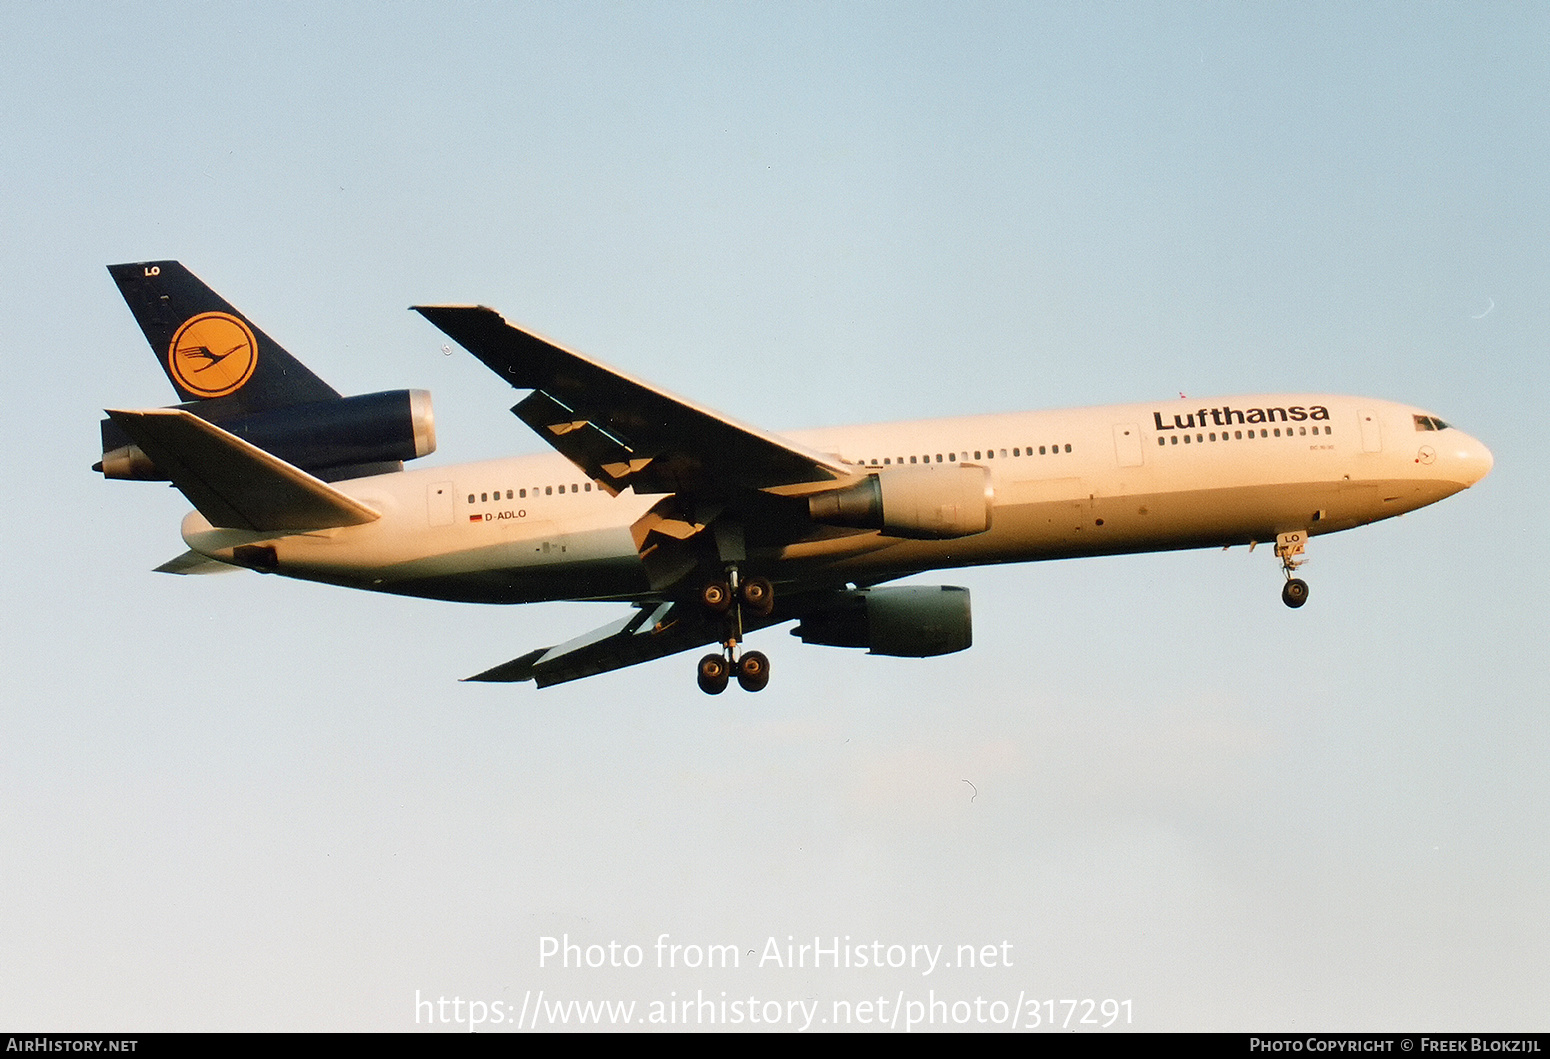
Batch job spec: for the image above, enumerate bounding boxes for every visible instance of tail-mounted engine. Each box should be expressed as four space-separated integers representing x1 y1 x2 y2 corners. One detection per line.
99 389 436 481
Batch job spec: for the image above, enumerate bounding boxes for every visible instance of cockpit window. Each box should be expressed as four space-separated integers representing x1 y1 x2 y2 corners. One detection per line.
1414 415 1451 431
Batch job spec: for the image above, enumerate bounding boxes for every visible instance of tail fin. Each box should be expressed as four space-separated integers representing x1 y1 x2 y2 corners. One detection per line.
107 261 339 413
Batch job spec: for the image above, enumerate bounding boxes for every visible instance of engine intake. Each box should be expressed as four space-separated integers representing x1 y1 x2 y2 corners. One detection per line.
807 465 992 539
792 585 972 657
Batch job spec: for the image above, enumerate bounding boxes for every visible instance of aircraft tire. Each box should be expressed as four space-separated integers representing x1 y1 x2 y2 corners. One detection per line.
737 650 770 693
697 653 730 694
701 581 732 613
740 577 774 616
1281 578 1310 609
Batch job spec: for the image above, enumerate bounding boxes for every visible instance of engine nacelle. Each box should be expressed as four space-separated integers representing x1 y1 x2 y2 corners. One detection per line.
792 585 972 657
100 389 436 481
807 465 993 539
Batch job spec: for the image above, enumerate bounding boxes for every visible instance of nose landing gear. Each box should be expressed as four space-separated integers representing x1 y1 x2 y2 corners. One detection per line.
1276 530 1310 609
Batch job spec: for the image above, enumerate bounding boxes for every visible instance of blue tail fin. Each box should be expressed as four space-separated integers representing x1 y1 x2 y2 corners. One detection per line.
107 261 339 413
101 262 436 483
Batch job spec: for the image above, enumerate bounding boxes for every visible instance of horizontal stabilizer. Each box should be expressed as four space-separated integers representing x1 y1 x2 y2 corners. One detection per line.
155 550 241 575
106 408 380 532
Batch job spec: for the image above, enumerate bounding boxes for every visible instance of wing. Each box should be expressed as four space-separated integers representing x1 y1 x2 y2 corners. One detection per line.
465 600 719 688
412 305 852 496
463 591 835 688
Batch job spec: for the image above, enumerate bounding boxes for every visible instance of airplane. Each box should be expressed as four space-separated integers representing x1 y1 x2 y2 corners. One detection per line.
99 261 1494 694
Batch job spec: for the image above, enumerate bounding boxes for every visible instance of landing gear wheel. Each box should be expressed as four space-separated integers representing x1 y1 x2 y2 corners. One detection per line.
1282 578 1310 609
696 653 730 694
736 650 770 693
739 576 774 617
700 581 732 613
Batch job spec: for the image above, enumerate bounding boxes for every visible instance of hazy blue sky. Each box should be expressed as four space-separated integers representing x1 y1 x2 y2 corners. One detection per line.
2 1 1544 1031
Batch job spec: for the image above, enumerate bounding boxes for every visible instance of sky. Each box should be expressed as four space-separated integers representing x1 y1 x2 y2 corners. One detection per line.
2 1 1545 1032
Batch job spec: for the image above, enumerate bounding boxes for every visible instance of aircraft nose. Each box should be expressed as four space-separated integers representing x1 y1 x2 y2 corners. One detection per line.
1446 431 1494 487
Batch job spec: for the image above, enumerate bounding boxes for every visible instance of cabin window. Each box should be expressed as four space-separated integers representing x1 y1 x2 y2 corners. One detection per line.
467 494 475 503
974 451 982 460
545 486 553 495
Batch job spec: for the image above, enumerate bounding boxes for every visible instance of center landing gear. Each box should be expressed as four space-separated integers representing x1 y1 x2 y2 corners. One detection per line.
695 568 775 693
1276 530 1310 609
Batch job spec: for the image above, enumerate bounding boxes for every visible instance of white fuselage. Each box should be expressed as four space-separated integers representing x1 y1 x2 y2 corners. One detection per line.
177 394 1493 604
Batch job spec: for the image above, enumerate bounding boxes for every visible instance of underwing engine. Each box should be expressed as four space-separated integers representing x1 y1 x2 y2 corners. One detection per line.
792 585 972 657
807 465 992 539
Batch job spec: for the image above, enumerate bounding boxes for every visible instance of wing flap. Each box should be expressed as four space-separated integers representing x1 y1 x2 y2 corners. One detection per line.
107 408 380 531
511 390 640 495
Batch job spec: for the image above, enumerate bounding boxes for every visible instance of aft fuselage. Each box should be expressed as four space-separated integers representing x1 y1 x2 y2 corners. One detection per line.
177 394 1493 603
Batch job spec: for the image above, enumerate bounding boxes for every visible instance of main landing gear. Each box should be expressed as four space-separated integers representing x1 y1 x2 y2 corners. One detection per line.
696 649 770 695
695 568 775 694
1276 530 1310 609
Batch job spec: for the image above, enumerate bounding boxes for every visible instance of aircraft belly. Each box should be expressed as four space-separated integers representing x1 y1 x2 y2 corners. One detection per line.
370 523 649 603
826 477 1447 576
213 519 649 604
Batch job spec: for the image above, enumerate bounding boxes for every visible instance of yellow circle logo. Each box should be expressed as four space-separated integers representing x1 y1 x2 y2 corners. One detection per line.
167 312 258 398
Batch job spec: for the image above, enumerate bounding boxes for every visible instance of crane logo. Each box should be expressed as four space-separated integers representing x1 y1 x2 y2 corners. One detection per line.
167 312 258 398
